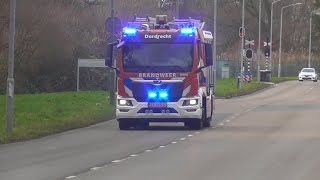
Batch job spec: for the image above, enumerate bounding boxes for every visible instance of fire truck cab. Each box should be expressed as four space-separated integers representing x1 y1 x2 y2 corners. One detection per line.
106 15 215 130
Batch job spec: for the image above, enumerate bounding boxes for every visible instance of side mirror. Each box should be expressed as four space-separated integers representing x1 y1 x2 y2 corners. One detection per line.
205 44 213 66
195 66 205 73
105 45 113 67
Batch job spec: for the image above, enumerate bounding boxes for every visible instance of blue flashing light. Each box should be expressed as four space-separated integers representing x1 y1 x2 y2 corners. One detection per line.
123 27 137 36
148 92 157 98
159 92 168 98
181 27 195 36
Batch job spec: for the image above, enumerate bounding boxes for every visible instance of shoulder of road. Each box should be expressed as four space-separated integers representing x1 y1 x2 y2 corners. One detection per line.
0 77 296 144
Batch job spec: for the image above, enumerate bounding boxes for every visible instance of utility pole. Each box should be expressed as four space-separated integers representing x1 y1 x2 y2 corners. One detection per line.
257 0 262 82
213 0 217 94
6 0 16 133
110 0 116 106
240 0 245 89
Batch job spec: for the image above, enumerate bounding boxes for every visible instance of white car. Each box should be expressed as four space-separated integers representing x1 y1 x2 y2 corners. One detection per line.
299 68 318 82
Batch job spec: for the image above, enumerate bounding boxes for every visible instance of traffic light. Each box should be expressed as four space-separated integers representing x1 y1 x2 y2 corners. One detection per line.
265 46 270 57
246 49 253 59
239 27 245 38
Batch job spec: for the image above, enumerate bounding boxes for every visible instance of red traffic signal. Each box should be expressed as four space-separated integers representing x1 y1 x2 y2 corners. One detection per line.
239 27 245 38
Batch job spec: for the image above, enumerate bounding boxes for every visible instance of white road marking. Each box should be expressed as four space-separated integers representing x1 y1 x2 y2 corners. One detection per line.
212 126 216 129
111 160 123 163
171 141 178 144
66 176 77 179
188 134 193 137
219 123 224 126
90 167 102 171
159 145 166 148
195 132 201 134
180 138 186 141
130 154 138 157
226 120 231 123
145 150 153 152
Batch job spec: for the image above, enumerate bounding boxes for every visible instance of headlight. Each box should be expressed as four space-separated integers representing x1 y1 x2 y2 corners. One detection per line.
118 100 133 106
183 99 198 106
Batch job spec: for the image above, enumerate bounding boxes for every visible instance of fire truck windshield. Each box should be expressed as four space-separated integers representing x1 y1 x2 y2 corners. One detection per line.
123 43 193 73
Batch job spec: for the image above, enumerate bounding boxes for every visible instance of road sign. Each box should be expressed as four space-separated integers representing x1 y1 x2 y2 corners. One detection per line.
105 17 122 33
245 40 255 46
246 49 253 59
107 35 118 44
77 59 108 92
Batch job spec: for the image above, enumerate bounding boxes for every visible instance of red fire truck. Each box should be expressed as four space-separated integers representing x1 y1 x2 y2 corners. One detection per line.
106 15 215 130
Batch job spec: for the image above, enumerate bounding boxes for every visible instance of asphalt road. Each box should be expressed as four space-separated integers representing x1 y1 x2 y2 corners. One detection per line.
1 81 320 180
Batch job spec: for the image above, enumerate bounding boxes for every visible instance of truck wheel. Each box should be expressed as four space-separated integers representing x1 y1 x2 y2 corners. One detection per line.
190 108 205 130
118 119 132 130
203 120 211 128
191 119 203 130
204 117 211 128
202 108 212 128
314 80 317 82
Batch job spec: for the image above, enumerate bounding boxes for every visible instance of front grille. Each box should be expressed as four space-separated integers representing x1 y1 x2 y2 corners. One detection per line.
137 108 178 113
132 82 184 102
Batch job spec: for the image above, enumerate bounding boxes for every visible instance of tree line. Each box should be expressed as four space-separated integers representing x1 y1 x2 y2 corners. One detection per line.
0 0 319 94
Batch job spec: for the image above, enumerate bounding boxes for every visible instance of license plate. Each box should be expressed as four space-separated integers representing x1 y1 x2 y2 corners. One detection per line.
148 102 167 108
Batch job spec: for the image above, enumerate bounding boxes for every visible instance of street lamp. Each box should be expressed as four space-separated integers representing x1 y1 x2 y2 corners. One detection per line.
278 3 302 77
308 9 320 68
270 0 285 75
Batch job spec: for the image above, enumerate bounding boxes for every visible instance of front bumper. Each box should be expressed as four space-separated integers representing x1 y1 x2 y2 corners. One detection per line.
299 76 316 80
116 97 202 121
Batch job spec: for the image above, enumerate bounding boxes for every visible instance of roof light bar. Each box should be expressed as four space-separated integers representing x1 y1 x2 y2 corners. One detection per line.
123 27 137 36
181 27 195 36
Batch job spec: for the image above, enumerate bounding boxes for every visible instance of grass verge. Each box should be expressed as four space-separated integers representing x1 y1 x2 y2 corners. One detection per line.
0 91 114 144
216 77 296 98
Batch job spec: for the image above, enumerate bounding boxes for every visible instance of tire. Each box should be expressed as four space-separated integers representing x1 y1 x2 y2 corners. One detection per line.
190 119 203 130
203 119 211 128
118 119 133 130
190 108 206 130
314 80 317 82
299 79 303 82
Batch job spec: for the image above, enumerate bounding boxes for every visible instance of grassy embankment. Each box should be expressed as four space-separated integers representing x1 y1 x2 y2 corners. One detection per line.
0 92 114 144
216 77 296 98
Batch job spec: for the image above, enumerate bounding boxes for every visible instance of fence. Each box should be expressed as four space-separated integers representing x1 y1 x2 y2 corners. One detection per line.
216 58 318 79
